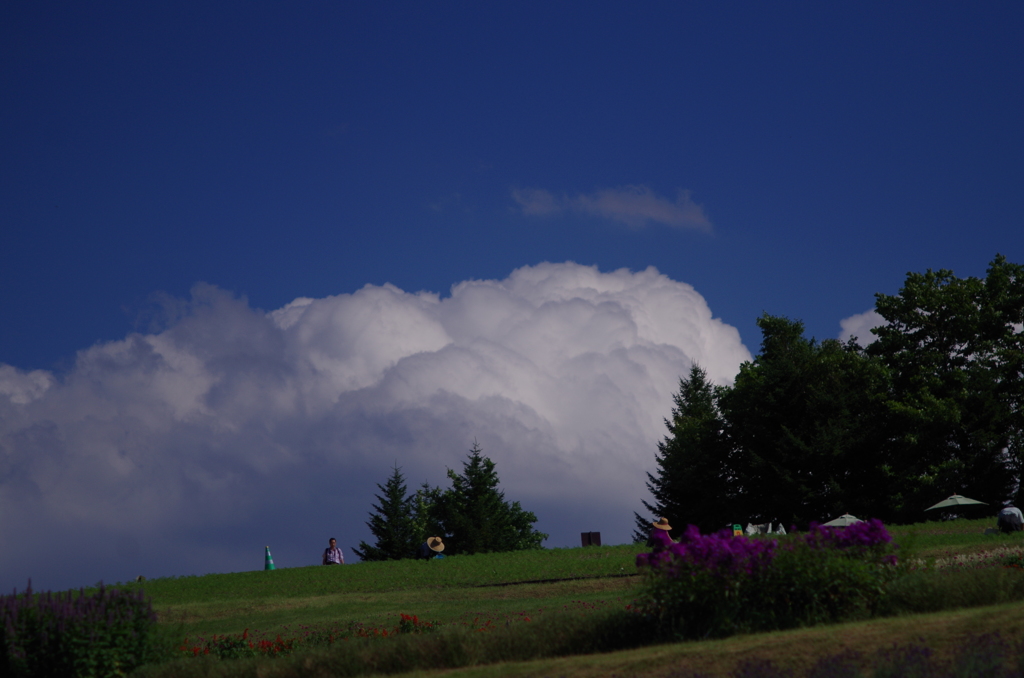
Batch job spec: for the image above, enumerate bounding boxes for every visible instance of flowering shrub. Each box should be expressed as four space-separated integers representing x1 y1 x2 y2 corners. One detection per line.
0 580 157 677
634 520 902 638
637 525 778 580
179 628 297 659
802 519 899 569
397 613 437 634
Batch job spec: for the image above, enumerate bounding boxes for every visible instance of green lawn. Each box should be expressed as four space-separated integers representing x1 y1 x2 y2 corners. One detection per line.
158 575 637 638
120 544 638 637
127 543 639 602
123 519 1024 677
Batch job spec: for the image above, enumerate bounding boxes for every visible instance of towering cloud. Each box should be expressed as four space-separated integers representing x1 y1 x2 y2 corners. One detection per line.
0 262 750 591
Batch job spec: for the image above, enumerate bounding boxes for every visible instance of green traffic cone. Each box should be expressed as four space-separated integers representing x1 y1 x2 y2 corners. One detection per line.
264 545 276 571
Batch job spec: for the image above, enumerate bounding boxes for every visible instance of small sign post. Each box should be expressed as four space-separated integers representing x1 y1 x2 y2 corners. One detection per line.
732 524 743 537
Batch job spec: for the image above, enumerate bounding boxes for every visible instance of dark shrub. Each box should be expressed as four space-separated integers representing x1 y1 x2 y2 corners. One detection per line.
0 580 157 677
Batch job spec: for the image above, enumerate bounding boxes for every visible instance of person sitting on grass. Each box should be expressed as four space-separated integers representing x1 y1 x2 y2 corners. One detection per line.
997 506 1024 534
323 537 345 565
649 517 674 548
417 536 445 560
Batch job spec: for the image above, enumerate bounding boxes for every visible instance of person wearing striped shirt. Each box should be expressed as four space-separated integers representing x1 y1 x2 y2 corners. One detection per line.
323 537 345 565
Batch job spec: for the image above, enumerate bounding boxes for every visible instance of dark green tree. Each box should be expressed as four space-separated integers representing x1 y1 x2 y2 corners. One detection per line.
634 363 732 540
410 481 442 544
352 463 421 561
429 442 548 555
636 256 1024 531
867 254 1024 513
718 315 895 527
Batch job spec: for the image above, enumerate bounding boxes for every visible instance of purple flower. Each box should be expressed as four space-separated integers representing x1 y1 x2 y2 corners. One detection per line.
635 518 898 583
637 525 778 580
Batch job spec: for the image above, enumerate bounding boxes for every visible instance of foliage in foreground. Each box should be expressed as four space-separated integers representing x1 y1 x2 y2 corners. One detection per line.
132 606 654 677
677 632 1024 678
883 563 1024 615
634 520 902 638
1 581 157 678
132 604 1024 678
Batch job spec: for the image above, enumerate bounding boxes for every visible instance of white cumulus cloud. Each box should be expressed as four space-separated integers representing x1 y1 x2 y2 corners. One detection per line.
838 308 886 346
0 263 750 591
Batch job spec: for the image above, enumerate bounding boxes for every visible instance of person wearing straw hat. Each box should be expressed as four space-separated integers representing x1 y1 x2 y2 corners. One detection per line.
648 517 674 548
416 536 446 560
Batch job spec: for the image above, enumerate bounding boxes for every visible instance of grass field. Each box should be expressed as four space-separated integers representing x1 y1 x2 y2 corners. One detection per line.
400 602 1024 678
120 519 1024 677
119 544 640 637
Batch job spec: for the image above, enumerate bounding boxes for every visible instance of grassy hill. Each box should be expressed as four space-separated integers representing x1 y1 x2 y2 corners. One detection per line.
124 518 1024 677
121 543 638 637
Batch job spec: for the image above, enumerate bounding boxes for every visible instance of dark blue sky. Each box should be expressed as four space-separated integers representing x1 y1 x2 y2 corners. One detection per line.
4 2 1022 371
4 2 1024 592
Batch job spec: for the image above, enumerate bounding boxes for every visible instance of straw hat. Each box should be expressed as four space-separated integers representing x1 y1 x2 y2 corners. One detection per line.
652 517 672 531
427 536 445 552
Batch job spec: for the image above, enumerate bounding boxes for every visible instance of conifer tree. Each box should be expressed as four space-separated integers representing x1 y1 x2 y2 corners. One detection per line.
634 363 731 540
429 441 548 555
411 481 441 543
352 463 421 561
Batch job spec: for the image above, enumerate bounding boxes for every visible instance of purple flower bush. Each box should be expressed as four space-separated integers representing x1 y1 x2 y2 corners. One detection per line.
801 519 896 565
1 580 157 677
634 520 901 639
636 525 778 580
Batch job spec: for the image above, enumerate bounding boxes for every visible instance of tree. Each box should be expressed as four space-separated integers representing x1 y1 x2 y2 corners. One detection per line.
634 363 731 540
352 463 421 561
637 256 1024 530
720 315 897 526
410 481 441 545
867 254 1024 512
428 442 548 555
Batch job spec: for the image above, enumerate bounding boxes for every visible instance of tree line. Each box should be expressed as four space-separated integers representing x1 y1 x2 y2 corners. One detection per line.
354 442 548 561
637 255 1024 537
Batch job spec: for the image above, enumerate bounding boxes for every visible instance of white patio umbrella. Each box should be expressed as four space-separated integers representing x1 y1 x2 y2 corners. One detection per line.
925 494 988 511
822 513 863 527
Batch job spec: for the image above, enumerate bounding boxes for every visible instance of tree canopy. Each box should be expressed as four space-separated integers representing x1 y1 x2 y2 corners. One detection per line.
868 254 1024 513
633 363 731 540
639 255 1024 530
720 315 895 525
356 443 547 560
426 442 548 555
352 463 421 561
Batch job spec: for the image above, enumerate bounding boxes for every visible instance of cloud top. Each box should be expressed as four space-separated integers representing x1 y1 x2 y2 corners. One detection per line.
838 308 885 346
0 263 749 591
512 185 712 231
